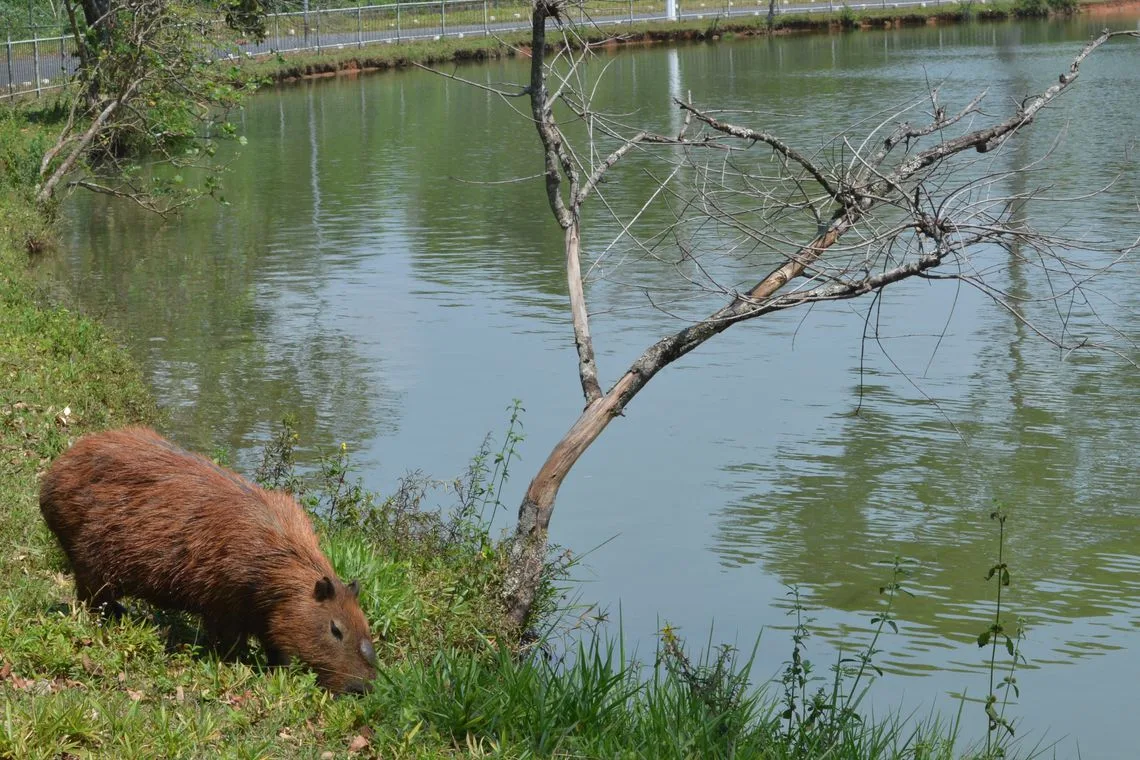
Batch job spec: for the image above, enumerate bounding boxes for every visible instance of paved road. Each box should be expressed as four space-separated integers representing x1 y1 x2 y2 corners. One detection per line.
1 0 940 97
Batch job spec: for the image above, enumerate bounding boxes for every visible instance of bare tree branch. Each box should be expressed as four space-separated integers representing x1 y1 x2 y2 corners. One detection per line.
491 17 1138 629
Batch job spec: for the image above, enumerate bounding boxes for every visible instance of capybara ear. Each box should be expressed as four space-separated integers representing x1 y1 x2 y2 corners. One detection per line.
360 638 377 667
347 579 360 597
314 576 336 601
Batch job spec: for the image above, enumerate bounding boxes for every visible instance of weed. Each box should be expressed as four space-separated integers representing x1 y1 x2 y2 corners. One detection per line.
978 506 1027 756
837 3 858 28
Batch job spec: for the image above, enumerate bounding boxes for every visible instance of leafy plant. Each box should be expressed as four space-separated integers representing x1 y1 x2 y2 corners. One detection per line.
35 0 265 211
978 506 1026 755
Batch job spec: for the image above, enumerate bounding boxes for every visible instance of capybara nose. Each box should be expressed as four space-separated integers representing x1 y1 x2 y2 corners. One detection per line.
342 678 372 696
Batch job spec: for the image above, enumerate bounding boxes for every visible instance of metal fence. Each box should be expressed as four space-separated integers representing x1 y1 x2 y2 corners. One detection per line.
2 0 946 99
3 31 78 98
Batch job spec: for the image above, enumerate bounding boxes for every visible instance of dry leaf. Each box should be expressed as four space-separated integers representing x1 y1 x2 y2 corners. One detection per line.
175 686 185 703
127 689 144 702
222 689 254 708
81 654 101 676
347 734 370 753
320 753 334 760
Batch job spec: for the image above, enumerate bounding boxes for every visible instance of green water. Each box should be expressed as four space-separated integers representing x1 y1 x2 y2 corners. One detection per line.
53 14 1140 756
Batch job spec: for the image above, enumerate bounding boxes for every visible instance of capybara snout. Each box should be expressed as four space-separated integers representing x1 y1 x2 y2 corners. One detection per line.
38 426 378 694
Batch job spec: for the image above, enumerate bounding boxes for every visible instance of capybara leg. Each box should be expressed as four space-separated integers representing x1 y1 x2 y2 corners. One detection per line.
205 620 248 661
264 643 291 668
75 575 125 618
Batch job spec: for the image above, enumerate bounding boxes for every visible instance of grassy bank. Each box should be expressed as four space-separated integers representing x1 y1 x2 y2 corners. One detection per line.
240 0 1103 85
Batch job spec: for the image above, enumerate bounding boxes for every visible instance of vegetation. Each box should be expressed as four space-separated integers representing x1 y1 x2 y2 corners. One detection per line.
1011 0 1078 17
30 0 264 211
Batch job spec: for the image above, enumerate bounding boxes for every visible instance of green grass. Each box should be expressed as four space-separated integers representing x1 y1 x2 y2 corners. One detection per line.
0 99 1035 758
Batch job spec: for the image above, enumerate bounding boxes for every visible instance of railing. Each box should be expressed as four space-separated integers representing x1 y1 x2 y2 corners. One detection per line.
3 32 79 98
1 0 949 99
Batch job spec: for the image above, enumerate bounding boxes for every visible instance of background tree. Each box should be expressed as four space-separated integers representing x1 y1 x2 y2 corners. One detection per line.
481 2 1139 628
37 0 264 211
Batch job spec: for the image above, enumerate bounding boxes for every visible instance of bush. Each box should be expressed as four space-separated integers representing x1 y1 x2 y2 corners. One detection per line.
1013 0 1075 16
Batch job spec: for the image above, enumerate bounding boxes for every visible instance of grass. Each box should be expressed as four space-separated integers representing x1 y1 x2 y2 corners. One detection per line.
0 93 1037 758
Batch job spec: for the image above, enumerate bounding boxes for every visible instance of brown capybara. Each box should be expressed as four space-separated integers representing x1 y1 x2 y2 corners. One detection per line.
39 426 378 695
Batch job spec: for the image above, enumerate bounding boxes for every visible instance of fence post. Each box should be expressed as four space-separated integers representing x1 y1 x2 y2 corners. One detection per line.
6 34 13 97
629 0 633 22
273 11 280 52
483 0 489 34
58 35 64 81
33 37 41 97
397 1 402 42
316 6 321 51
441 0 446 37
358 1 363 47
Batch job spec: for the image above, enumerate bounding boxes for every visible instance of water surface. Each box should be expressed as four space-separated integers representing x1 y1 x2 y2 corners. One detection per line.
53 14 1140 756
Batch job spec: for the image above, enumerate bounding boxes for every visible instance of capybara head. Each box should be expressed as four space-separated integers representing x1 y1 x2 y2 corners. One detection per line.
282 574 378 695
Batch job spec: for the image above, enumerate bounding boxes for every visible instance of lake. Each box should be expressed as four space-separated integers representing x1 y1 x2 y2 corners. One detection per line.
52 12 1140 756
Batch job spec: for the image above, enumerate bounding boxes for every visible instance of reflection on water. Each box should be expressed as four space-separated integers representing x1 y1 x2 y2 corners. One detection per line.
52 13 1140 756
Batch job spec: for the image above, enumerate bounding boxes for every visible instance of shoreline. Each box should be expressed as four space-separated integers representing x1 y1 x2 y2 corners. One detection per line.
243 0 1140 86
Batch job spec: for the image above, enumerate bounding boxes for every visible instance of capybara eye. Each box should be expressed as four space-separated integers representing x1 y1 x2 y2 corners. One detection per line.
331 620 343 640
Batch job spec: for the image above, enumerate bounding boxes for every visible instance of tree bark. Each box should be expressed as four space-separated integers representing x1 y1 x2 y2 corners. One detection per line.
80 0 113 37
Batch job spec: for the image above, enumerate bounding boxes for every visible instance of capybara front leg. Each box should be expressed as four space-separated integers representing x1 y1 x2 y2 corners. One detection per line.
75 575 125 618
264 642 292 668
205 620 249 661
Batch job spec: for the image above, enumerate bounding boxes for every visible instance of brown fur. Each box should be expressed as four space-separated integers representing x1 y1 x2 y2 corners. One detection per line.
39 427 377 694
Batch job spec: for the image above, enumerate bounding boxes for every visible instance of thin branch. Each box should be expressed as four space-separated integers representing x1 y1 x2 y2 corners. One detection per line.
678 99 843 201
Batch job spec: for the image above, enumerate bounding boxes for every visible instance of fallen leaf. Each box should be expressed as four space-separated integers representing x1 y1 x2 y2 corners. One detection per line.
320 753 334 760
0 662 11 681
80 655 102 676
127 689 144 702
348 734 370 753
222 689 254 708
175 685 185 703
117 672 127 683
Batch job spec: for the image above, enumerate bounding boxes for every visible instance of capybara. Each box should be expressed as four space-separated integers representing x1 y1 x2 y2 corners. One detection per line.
39 426 378 695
